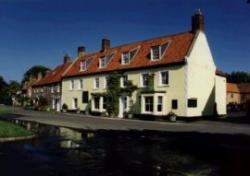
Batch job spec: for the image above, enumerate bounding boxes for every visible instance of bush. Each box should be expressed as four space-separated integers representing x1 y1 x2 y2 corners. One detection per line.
62 103 68 112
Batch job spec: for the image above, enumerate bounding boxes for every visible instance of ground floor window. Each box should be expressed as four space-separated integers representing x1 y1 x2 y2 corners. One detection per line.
157 96 163 112
172 99 178 109
72 98 78 109
145 96 153 112
94 97 100 110
188 98 197 108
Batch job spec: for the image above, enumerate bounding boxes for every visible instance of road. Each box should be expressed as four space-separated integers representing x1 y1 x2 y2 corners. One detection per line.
1 106 250 135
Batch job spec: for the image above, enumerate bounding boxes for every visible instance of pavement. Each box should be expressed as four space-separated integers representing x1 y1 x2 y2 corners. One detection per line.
1 106 250 136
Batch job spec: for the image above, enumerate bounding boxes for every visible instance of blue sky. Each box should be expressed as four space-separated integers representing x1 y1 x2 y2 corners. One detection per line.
0 0 249 81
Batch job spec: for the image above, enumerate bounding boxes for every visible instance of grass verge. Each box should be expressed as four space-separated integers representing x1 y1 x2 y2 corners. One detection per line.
0 120 33 138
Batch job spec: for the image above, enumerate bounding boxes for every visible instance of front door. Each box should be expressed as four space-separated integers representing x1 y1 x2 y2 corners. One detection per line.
118 96 128 118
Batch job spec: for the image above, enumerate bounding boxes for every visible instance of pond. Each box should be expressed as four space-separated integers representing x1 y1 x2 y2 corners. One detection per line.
1 120 250 176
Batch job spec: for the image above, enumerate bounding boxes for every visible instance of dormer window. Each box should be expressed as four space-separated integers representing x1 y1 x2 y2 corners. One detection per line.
150 42 170 61
121 47 139 65
99 54 113 68
80 58 92 71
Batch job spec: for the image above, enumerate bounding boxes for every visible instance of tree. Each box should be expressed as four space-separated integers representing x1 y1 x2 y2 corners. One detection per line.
0 76 8 92
226 71 250 83
21 65 51 85
7 81 21 94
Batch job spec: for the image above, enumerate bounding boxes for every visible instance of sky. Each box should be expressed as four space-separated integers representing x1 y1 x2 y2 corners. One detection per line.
0 0 249 82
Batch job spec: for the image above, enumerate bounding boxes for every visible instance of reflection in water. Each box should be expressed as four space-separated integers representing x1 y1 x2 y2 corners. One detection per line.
1 120 250 176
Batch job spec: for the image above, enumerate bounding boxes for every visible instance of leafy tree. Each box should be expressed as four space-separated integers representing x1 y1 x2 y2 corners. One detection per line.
0 76 8 92
226 71 250 83
7 81 21 94
21 65 50 85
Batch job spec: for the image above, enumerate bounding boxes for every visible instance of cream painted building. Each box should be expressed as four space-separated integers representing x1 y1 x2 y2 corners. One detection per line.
61 10 227 118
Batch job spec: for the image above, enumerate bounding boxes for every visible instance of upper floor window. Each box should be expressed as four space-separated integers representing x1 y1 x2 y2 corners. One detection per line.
99 54 113 68
121 48 139 65
141 73 150 87
80 58 92 71
56 85 60 92
159 71 169 86
79 79 84 90
51 86 54 93
94 77 100 89
150 42 170 60
70 80 74 90
121 75 128 87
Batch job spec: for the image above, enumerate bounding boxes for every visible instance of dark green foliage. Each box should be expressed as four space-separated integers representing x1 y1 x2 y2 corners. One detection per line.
21 65 50 85
226 71 250 83
92 72 137 117
0 76 8 92
7 81 21 94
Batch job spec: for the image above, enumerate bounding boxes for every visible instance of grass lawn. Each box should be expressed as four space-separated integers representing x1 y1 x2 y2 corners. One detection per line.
0 120 33 138
0 105 12 115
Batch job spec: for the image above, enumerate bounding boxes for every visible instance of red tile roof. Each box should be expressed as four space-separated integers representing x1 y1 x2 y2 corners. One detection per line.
34 62 72 86
227 83 250 94
64 31 195 78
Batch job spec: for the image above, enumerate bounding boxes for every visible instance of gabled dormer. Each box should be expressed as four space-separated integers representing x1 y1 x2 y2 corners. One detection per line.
150 42 171 61
121 47 140 65
99 53 114 68
80 57 92 71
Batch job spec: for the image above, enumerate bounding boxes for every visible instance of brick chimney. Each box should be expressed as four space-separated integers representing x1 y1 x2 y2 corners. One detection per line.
63 54 71 64
77 46 86 57
101 38 110 51
192 9 204 33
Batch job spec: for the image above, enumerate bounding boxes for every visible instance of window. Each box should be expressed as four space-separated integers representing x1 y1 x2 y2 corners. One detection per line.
121 75 128 87
99 54 113 68
72 98 78 109
141 73 149 87
122 52 130 64
82 91 89 103
188 99 197 108
79 79 84 90
121 48 138 65
160 71 169 85
51 86 54 93
94 97 100 110
70 80 74 90
145 96 153 112
172 99 178 109
231 93 234 98
94 77 100 89
151 42 170 60
80 58 92 71
103 97 107 110
157 96 163 112
56 85 60 92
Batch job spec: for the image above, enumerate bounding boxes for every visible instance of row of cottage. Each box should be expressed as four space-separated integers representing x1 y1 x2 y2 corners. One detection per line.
22 10 227 118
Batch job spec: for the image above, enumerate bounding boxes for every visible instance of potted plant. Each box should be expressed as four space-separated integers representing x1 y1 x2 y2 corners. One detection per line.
76 107 81 114
169 111 177 122
62 103 68 113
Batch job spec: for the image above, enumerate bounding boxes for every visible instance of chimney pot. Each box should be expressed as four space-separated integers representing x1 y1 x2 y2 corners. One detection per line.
191 9 204 33
77 46 86 57
101 38 110 51
63 54 71 64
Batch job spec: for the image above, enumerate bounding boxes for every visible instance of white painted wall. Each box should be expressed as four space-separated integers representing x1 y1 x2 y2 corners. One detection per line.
185 31 216 117
215 75 227 115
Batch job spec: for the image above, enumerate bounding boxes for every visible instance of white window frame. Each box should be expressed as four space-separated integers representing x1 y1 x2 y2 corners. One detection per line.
121 52 131 65
150 42 170 61
80 60 87 71
159 70 169 86
93 77 100 89
79 79 84 90
99 57 107 68
72 97 78 110
56 85 60 92
141 93 165 115
120 74 128 88
103 77 107 89
140 72 150 87
91 96 105 112
51 86 54 93
69 80 74 90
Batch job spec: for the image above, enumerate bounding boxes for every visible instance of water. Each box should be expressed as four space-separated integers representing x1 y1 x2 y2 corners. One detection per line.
1 120 250 176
